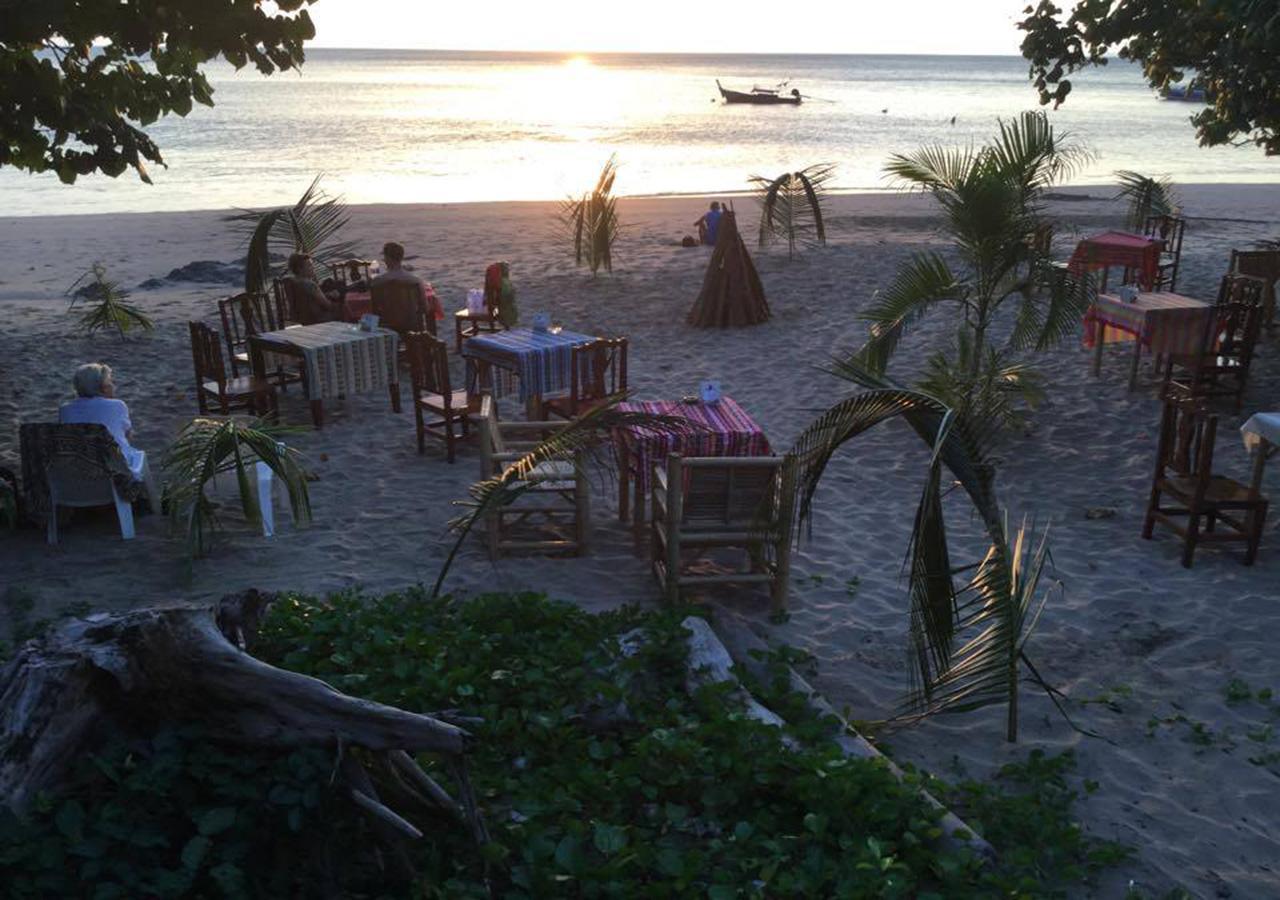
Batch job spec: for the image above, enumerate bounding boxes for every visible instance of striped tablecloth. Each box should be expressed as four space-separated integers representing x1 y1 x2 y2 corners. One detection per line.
616 397 772 492
1242 412 1280 454
1083 292 1210 354
255 321 399 401
462 327 596 402
1068 231 1162 290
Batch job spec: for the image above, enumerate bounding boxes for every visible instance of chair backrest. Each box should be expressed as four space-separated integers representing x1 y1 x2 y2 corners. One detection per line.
18 422 138 516
217 296 245 360
476 394 506 461
235 291 285 337
666 454 788 531
372 280 431 337
1143 215 1186 259
1210 274 1266 363
330 259 372 287
483 263 504 316
1153 394 1216 494
570 337 628 407
1230 249 1280 298
189 320 229 386
404 331 453 401
271 278 296 323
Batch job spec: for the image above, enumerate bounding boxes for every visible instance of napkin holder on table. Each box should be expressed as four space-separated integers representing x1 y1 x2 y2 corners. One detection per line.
531 311 551 333
466 288 486 314
1116 285 1139 304
358 313 380 332
699 380 722 405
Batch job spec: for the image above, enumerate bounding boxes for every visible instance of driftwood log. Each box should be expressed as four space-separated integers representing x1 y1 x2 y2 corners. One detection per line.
0 590 484 864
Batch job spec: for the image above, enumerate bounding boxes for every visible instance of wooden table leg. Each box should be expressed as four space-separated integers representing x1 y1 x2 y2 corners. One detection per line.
310 399 324 428
1128 339 1142 391
1249 441 1271 497
618 444 631 523
1091 317 1105 377
631 465 646 538
389 380 401 413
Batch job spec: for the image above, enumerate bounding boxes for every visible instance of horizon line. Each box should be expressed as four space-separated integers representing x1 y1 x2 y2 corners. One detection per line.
303 46 1028 58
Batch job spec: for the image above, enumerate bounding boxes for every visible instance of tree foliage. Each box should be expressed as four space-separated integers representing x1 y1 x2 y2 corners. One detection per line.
1019 0 1280 155
0 0 317 183
560 156 621 275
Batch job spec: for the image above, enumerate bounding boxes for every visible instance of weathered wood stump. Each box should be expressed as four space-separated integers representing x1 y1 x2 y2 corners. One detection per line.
0 590 485 855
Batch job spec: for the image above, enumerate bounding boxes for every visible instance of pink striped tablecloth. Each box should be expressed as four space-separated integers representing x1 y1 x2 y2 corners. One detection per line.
1068 231 1162 290
255 321 398 401
616 397 771 492
1083 292 1210 354
343 283 444 322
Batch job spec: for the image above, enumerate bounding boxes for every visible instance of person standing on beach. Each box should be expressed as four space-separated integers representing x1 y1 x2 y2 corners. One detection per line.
694 201 723 245
282 253 345 325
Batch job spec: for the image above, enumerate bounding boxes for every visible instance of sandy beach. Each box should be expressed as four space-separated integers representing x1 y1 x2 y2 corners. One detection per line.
2 185 1279 896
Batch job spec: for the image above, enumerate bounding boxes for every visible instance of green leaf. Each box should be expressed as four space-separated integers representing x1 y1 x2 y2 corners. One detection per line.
180 835 210 870
592 822 627 855
554 834 584 874
54 801 85 842
196 807 237 836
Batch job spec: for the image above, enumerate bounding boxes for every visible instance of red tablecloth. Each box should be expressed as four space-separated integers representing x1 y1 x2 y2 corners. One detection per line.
1082 291 1210 353
344 284 444 322
615 397 771 493
1068 231 1161 290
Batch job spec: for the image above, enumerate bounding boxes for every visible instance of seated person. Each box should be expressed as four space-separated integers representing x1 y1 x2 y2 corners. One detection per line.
693 201 722 246
370 241 423 289
59 362 160 501
282 253 345 325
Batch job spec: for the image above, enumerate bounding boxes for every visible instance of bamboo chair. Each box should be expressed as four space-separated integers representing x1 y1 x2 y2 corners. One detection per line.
373 280 435 340
1142 393 1267 567
236 291 303 391
189 321 276 417
1143 214 1187 291
544 337 629 420
1230 248 1280 328
474 395 588 557
329 258 373 287
1162 274 1266 411
650 453 796 612
404 331 473 462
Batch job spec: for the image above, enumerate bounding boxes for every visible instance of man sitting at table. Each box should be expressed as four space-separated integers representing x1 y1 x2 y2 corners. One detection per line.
282 253 345 325
370 241 423 290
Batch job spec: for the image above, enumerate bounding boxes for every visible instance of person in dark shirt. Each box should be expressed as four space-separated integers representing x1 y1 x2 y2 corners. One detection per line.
694 201 723 245
281 253 344 325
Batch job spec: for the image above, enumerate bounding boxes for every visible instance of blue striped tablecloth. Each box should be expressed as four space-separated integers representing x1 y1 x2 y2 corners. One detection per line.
462 327 596 401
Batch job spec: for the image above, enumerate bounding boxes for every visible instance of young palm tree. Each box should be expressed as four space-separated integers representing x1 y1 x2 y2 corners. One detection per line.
786 368 1062 741
561 156 621 275
66 263 155 338
164 417 312 560
749 163 835 258
851 112 1091 428
1114 170 1179 231
227 175 357 294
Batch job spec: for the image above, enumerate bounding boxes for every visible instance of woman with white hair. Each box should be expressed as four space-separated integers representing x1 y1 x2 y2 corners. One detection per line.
58 363 148 482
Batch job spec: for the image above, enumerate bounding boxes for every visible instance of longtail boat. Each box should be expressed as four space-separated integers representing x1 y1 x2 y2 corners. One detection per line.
716 80 802 105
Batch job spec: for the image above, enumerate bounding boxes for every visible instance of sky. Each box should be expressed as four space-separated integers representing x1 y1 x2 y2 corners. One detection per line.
305 0 1028 56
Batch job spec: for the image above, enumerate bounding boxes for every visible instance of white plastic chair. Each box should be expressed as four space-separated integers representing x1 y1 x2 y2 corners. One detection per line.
45 458 135 544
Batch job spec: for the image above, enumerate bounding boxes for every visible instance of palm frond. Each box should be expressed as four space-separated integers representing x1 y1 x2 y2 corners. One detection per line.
560 156 621 275
226 175 356 293
751 163 835 258
163 417 311 560
431 395 705 597
852 251 961 375
1114 170 1179 231
66 262 155 339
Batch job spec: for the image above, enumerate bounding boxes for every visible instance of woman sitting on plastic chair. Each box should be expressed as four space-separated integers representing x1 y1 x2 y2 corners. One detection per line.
58 363 160 507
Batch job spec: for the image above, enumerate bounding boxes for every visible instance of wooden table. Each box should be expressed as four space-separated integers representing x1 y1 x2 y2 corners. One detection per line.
1084 291 1210 390
613 397 772 532
249 321 401 427
461 327 596 418
1068 231 1162 291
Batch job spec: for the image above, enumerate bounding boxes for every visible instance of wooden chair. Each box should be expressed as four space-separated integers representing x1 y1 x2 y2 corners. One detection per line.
1162 274 1267 411
1142 393 1267 567
474 395 588 557
1230 248 1280 328
271 277 297 323
454 264 510 351
328 258 372 287
404 331 472 462
1143 214 1187 291
216 295 251 378
235 291 303 391
373 280 435 339
651 453 796 612
189 321 276 417
544 337 629 420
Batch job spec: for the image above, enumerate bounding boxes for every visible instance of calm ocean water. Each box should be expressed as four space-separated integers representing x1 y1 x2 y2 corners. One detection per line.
2 49 1274 216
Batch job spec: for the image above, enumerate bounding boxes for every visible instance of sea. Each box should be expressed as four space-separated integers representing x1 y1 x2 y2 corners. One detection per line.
2 49 1274 217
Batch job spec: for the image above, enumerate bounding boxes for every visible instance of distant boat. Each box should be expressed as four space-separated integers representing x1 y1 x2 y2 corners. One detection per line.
1160 83 1207 102
716 80 802 105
